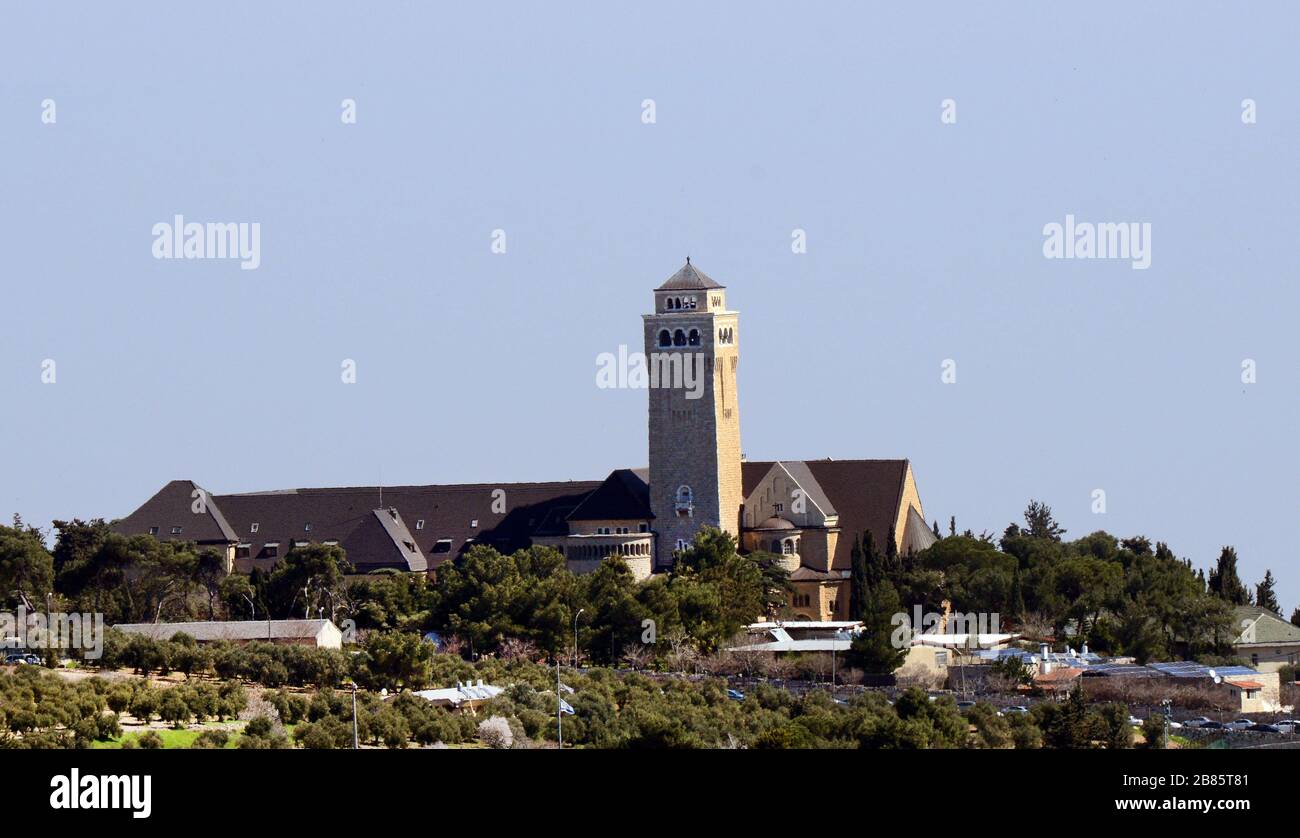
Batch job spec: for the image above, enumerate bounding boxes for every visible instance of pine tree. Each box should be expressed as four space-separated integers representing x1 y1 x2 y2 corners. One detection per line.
1291 607 1300 628
932 520 941 538
1023 500 1065 541
948 516 956 537
1208 546 1252 606
1255 570 1280 614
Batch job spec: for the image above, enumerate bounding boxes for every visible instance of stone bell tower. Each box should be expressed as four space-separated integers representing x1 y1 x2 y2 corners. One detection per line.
643 259 742 569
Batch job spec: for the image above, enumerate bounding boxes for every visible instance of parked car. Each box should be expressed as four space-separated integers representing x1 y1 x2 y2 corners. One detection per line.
4 654 38 665
1246 723 1281 734
1224 718 1254 730
956 700 977 711
1273 719 1297 733
726 689 745 702
1197 721 1227 730
1182 716 1213 728
1001 705 1029 715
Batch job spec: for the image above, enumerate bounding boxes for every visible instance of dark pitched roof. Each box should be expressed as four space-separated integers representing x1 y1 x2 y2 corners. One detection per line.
112 480 238 543
116 478 604 572
217 480 602 571
656 260 723 291
769 461 838 517
742 459 911 570
567 469 653 521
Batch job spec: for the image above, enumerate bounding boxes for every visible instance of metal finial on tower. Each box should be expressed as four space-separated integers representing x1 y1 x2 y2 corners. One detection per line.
686 255 690 265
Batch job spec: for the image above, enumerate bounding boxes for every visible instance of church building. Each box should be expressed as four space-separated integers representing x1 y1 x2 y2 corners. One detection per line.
112 261 935 621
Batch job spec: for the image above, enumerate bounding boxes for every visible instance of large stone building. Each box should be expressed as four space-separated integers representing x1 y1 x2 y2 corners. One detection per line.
113 261 935 621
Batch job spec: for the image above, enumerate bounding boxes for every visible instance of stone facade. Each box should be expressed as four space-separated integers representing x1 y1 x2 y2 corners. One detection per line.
644 282 742 568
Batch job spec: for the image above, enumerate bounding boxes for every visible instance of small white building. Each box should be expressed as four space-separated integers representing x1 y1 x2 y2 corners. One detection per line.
113 619 344 649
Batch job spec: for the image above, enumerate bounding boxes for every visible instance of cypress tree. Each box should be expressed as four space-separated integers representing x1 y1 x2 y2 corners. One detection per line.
1256 570 1280 614
849 535 869 621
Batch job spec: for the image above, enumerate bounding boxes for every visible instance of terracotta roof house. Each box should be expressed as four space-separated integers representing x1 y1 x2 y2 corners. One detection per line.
111 262 935 622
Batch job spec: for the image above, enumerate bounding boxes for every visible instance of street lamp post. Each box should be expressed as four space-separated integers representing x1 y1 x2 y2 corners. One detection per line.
573 608 585 671
350 682 359 749
556 658 563 749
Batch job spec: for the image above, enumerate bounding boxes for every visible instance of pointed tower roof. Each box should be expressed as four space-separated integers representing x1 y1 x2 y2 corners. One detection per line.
656 258 723 291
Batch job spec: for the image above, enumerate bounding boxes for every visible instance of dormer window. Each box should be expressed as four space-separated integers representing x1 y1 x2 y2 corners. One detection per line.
250 523 259 533
171 526 183 535
304 523 312 532
148 527 159 536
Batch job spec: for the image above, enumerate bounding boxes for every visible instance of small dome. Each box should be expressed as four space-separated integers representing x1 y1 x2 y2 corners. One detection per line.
756 516 796 530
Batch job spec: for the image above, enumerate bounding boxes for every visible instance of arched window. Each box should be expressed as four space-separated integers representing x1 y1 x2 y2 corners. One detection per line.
688 328 700 346
673 329 686 346
677 485 693 504
658 329 671 347
770 539 782 553
782 539 794 554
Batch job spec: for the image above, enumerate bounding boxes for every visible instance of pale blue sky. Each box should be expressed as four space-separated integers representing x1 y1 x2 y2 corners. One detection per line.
2 3 1297 609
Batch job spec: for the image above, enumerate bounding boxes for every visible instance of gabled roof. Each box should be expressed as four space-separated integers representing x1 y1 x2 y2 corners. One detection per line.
656 259 723 291
774 461 838 519
112 479 238 543
1232 605 1300 645
113 619 338 642
566 468 653 521
742 459 912 570
371 507 428 573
